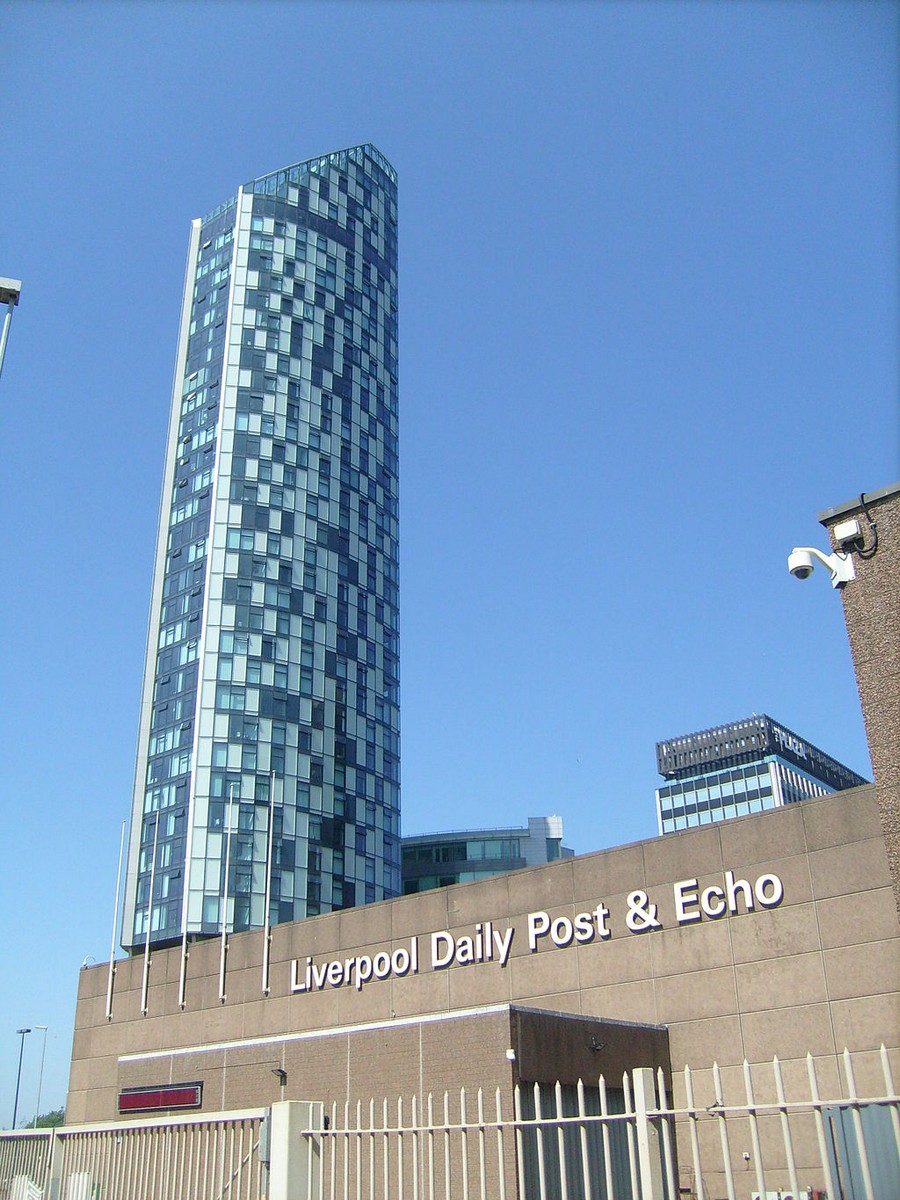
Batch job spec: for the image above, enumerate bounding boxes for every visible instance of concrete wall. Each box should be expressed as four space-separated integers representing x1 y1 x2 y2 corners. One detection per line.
68 784 899 1123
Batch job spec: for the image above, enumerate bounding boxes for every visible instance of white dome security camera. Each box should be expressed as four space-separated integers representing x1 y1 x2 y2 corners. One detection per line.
787 546 855 588
787 548 815 580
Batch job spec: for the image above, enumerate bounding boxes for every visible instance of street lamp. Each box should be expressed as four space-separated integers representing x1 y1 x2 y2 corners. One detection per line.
11 1028 30 1129
0 277 21 382
33 1027 48 1128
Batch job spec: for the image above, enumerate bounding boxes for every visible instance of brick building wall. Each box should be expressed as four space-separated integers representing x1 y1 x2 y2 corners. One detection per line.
820 481 900 917
68 784 898 1125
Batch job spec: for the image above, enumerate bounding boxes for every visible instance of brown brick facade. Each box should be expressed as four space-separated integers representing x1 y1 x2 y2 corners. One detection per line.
68 785 898 1124
820 482 900 918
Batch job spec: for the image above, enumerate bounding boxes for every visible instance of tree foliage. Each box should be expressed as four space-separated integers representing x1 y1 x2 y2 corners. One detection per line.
26 1108 65 1129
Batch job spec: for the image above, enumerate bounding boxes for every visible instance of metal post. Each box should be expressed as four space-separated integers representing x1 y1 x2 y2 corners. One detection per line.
106 822 126 1020
140 814 160 1015
33 1026 48 1128
842 1047 876 1200
772 1056 800 1200
632 1067 665 1200
219 784 236 1002
712 1061 736 1200
261 771 276 995
11 1027 31 1129
807 1052 838 1200
0 278 22 382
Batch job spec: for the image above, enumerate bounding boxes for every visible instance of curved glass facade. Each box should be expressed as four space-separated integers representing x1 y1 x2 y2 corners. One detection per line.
123 145 400 950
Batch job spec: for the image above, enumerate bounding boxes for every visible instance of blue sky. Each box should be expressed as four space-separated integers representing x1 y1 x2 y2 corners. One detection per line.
0 0 896 1121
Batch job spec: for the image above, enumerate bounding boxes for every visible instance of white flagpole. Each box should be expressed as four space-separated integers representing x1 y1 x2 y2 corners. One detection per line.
261 769 276 995
105 822 126 1021
178 906 190 1009
140 813 160 1015
219 783 235 1003
178 808 194 1009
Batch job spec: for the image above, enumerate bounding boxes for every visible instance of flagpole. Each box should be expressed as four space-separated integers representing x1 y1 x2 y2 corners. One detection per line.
218 783 235 1003
105 822 126 1021
140 813 160 1015
178 897 190 1009
178 805 195 1009
261 769 276 995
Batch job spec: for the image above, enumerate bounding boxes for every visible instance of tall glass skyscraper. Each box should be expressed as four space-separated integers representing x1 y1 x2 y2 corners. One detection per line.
122 145 400 951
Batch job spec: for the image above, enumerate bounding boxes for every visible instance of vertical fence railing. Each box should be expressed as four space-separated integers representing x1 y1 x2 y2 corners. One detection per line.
667 1048 900 1200
0 1047 897 1199
0 1109 265 1200
313 1047 899 1200
0 1131 52 1199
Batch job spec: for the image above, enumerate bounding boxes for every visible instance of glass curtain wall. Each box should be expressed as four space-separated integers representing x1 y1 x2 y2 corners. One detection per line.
123 145 400 950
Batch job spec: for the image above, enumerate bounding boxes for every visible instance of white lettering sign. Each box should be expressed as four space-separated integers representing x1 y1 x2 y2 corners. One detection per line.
291 938 419 993
772 726 808 760
289 869 785 995
431 922 514 970
527 905 611 950
674 871 784 924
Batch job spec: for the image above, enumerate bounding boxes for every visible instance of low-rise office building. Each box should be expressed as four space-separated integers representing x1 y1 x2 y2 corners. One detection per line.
401 815 573 894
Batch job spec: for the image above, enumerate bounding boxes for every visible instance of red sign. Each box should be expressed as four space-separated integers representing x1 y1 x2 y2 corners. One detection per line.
118 1083 202 1113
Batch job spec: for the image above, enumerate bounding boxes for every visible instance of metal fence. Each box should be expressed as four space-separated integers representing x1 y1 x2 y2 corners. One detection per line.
1 1047 897 1199
0 1109 265 1200
312 1048 899 1200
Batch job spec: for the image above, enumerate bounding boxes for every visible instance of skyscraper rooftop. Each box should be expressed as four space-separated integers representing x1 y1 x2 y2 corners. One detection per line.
655 714 867 834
